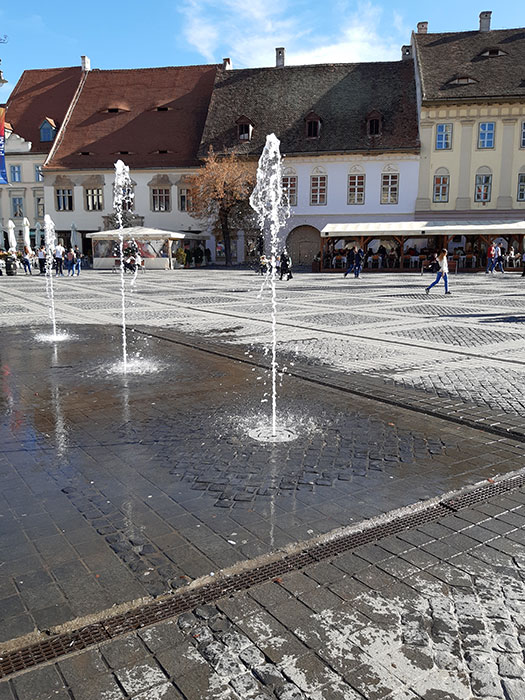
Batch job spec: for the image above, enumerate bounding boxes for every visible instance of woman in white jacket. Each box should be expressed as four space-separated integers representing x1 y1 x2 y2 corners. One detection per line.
425 249 451 295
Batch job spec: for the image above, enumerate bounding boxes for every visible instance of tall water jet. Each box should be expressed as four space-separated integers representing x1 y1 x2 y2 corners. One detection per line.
249 134 291 440
44 214 58 338
113 160 134 373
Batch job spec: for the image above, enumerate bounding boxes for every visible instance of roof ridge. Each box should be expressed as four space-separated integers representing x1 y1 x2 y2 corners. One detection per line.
88 64 220 73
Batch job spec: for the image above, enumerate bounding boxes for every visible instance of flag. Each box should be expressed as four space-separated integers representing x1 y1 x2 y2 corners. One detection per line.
0 107 7 185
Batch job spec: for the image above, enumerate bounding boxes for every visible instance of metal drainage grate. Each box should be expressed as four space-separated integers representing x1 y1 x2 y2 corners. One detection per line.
1 475 523 679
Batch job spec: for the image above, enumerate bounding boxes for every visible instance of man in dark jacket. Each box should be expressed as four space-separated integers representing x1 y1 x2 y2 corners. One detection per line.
343 247 356 277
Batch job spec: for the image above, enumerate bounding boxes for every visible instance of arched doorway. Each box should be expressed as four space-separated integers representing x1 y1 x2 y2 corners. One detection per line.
286 225 320 265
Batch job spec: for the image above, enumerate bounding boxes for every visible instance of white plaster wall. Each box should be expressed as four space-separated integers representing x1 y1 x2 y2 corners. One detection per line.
44 168 205 233
282 155 420 236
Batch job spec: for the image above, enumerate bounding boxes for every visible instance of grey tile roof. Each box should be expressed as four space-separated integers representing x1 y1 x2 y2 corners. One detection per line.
199 61 419 157
414 27 525 102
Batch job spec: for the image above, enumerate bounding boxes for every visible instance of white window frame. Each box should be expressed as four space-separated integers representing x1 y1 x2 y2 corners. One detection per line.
238 123 252 141
380 173 399 204
12 196 24 218
478 122 495 149
10 165 21 182
433 173 450 202
310 173 327 205
35 165 44 182
85 187 103 211
435 123 452 150
282 175 297 206
35 195 45 219
475 173 492 202
347 173 365 205
517 173 525 202
521 122 525 149
56 188 74 211
151 187 171 212
179 188 192 211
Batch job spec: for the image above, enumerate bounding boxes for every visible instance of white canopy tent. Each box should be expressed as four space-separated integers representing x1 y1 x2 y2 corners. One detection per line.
87 226 208 269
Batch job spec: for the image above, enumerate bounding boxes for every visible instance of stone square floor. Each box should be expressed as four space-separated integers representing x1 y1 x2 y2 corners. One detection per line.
1 269 525 698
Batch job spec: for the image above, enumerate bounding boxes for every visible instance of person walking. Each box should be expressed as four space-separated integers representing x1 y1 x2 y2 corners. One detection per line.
486 242 495 273
353 247 364 278
66 248 76 276
54 241 65 276
21 246 33 275
425 249 451 295
279 251 293 280
490 243 505 274
73 246 82 276
343 247 356 278
37 244 46 274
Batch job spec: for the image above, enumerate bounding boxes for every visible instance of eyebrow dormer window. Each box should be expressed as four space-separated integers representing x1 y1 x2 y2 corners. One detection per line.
447 76 477 85
107 108 120 113
305 112 321 139
480 47 506 58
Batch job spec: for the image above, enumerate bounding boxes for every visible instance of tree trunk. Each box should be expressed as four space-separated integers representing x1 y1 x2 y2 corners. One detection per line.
219 207 233 267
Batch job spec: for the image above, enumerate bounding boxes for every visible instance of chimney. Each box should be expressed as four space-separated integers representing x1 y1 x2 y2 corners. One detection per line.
479 11 492 32
81 55 91 72
401 45 412 60
222 57 232 70
276 47 285 68
417 21 428 34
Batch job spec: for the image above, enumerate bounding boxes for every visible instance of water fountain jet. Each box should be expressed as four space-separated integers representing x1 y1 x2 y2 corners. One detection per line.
249 134 295 442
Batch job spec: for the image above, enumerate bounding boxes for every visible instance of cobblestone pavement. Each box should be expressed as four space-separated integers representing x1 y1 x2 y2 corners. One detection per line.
3 487 525 699
4 323 524 642
2 269 525 418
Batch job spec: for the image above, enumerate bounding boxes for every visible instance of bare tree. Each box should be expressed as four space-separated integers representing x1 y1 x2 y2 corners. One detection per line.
187 148 255 266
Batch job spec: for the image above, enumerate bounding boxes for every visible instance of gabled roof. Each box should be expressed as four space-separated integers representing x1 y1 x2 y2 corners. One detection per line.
413 27 525 102
6 67 84 153
45 65 219 171
199 61 419 157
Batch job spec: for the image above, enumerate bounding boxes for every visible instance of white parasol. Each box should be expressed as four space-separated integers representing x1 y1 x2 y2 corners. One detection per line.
34 222 42 248
70 223 82 253
7 219 17 252
22 217 32 251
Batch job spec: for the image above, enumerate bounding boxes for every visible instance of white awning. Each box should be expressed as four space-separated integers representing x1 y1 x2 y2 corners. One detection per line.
322 220 525 237
86 226 207 240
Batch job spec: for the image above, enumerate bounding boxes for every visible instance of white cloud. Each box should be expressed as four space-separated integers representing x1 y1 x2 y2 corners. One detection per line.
178 0 408 68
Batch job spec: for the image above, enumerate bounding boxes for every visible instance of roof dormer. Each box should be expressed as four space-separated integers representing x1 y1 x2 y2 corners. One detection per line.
447 75 478 86
305 111 321 139
39 118 57 142
236 115 254 141
478 46 507 58
366 110 383 137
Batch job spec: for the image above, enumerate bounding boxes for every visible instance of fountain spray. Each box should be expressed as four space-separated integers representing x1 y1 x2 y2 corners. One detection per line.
250 134 290 438
113 160 134 373
44 215 58 338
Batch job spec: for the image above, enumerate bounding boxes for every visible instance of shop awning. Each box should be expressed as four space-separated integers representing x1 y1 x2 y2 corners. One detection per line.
322 220 525 237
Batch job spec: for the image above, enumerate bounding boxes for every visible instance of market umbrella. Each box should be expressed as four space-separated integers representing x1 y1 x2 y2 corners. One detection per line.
7 220 17 252
34 222 42 248
70 223 82 253
22 217 31 251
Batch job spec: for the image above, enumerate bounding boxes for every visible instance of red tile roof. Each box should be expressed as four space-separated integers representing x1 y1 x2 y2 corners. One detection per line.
6 67 84 153
45 65 219 171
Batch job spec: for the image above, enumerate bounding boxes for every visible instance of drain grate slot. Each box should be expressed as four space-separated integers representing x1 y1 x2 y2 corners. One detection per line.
1 475 524 679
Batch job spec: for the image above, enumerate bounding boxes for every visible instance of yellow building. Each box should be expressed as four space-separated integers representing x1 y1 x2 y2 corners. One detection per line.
412 12 525 260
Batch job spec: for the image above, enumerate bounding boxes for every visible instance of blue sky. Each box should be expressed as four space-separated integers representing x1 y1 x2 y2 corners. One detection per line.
0 0 522 100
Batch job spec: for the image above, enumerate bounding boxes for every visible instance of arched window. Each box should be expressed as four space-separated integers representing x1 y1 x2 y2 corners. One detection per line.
82 175 105 212
475 166 492 202
380 165 399 204
236 116 254 141
348 165 365 205
305 112 322 139
367 111 383 137
282 166 297 207
40 119 57 142
433 167 450 203
310 166 327 205
148 174 172 212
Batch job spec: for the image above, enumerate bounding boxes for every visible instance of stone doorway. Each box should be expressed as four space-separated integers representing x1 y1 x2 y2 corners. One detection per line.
285 225 320 265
